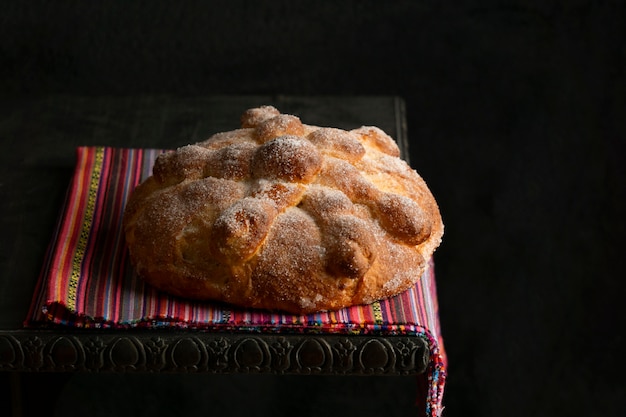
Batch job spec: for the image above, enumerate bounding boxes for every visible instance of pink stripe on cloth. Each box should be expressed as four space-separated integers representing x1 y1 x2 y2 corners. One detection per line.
25 146 446 416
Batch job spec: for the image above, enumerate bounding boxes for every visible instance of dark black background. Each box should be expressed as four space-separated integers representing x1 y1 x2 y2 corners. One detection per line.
2 1 625 416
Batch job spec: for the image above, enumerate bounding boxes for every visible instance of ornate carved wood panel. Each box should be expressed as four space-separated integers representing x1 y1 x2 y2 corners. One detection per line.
0 331 429 375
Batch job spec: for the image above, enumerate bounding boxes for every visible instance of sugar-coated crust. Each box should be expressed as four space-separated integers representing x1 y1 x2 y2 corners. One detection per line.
123 106 443 314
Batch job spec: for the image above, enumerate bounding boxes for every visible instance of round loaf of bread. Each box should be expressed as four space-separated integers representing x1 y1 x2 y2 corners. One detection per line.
123 106 443 314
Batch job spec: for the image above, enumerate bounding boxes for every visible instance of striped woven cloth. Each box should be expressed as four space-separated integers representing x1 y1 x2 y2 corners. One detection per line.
26 146 446 415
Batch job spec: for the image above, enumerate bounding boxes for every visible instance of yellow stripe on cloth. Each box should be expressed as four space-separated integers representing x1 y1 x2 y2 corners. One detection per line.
68 147 104 308
372 301 383 325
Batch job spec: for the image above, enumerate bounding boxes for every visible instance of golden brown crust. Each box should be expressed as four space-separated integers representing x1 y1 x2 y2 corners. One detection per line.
123 106 443 314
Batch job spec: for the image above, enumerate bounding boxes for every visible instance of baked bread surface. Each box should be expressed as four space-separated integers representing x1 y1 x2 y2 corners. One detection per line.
123 106 443 313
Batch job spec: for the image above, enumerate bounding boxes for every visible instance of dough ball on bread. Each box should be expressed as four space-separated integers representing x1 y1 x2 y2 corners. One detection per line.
123 106 443 313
